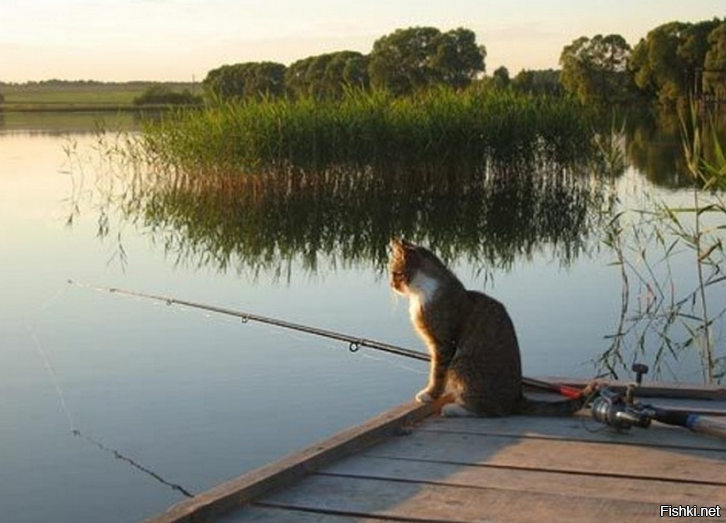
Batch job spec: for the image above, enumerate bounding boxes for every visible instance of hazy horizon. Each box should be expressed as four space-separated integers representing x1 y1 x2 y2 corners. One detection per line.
2 0 724 83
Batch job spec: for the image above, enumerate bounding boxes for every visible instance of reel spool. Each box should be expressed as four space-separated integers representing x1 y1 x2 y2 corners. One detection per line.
590 363 654 430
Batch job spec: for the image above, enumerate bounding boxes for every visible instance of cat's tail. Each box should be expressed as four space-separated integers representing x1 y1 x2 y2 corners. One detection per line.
515 381 599 417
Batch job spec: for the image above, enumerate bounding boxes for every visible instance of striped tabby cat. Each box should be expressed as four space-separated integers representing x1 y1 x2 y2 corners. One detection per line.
389 238 591 417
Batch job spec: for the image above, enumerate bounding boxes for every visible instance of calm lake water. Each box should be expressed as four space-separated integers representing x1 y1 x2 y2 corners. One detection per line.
0 111 719 523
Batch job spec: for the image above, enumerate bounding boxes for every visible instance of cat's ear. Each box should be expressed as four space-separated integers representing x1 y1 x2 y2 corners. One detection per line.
390 237 414 250
389 238 405 252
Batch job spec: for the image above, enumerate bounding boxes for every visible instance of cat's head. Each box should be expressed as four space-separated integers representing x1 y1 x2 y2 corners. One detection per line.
389 238 456 296
388 238 423 295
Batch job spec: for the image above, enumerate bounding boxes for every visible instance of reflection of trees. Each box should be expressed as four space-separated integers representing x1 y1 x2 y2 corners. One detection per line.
625 110 726 188
626 118 689 188
128 158 607 278
0 111 144 136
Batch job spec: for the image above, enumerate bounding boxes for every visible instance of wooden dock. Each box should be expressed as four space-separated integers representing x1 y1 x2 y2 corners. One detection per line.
142 383 726 523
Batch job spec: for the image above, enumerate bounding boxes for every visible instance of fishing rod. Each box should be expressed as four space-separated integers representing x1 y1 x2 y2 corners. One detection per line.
589 363 726 440
67 280 583 400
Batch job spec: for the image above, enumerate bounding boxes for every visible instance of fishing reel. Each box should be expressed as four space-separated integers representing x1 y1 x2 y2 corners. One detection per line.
590 363 655 430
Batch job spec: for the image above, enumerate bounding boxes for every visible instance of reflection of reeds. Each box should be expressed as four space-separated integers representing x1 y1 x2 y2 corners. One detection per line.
593 114 627 178
138 88 592 177
602 105 726 383
130 157 605 280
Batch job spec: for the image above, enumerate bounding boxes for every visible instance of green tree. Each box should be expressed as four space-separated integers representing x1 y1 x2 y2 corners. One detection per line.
704 21 726 99
490 66 510 90
630 22 686 104
431 27 487 89
630 20 722 105
511 69 563 96
203 62 287 101
368 26 485 95
133 84 202 106
559 34 633 108
679 19 722 71
285 51 369 99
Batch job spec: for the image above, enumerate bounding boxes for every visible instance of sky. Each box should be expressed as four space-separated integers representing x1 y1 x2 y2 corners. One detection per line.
1 0 724 83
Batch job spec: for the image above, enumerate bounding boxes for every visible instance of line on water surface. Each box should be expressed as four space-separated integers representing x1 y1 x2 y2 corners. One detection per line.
26 321 195 498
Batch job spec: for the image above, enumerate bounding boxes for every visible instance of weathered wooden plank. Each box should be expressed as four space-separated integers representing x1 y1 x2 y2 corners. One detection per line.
253 474 720 523
217 504 408 523
139 401 433 523
362 430 726 484
418 414 726 450
322 455 726 506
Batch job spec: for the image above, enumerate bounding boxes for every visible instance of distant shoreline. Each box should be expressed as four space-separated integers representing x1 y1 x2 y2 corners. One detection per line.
0 103 174 113
0 80 200 113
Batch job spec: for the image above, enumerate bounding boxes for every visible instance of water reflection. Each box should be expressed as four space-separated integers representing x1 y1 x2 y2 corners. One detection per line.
107 155 611 278
624 109 726 188
0 110 149 136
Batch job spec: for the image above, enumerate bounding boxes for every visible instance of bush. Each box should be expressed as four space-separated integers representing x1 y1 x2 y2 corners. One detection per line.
133 85 202 106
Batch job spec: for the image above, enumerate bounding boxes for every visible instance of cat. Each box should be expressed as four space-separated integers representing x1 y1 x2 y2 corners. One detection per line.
388 238 594 417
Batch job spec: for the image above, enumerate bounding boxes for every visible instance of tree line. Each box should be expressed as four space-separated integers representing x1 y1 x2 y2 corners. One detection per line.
558 18 726 109
203 27 486 100
4 20 723 111
203 19 726 111
201 26 564 100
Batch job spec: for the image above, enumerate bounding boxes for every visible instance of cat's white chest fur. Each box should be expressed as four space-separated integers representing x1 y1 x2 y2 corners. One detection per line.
406 271 440 320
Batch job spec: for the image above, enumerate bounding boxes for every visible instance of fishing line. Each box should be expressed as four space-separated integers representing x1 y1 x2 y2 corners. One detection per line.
254 316 428 375
357 350 428 375
232 317 428 379
37 286 69 312
26 321 195 499
28 323 76 433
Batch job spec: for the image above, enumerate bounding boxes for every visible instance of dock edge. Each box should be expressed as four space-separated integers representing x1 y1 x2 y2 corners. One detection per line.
139 401 434 523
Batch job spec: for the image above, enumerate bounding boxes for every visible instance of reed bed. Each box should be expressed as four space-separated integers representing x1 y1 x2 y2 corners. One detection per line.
137 159 602 278
87 88 604 278
138 88 594 177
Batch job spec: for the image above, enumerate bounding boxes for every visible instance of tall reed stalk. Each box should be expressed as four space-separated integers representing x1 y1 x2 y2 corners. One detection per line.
601 104 726 383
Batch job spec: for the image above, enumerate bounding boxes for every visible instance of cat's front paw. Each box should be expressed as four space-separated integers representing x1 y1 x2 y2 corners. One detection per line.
415 389 436 403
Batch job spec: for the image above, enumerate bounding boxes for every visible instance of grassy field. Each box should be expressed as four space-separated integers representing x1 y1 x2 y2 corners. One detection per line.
0 81 199 110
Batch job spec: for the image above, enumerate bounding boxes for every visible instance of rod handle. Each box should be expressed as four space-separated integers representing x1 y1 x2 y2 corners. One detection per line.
687 415 726 440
